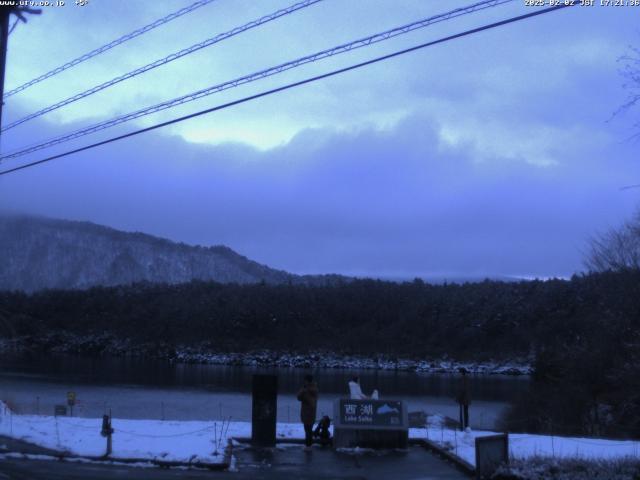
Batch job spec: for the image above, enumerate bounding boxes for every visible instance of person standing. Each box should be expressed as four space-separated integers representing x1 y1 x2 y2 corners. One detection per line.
348 376 367 399
456 368 471 431
297 374 318 451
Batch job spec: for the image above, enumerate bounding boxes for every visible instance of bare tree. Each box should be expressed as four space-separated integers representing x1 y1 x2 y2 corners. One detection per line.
585 210 640 272
615 45 640 135
586 47 640 270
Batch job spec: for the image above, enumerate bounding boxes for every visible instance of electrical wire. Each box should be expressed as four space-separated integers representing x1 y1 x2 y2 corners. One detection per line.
116 425 218 438
1 0 324 133
0 4 576 177
0 0 515 160
3 0 219 99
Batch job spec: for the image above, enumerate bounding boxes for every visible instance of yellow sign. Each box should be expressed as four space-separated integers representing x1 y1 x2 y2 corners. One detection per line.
67 391 76 406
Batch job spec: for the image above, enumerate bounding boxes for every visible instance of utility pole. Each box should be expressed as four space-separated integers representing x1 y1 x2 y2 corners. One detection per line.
0 5 41 131
0 7 11 128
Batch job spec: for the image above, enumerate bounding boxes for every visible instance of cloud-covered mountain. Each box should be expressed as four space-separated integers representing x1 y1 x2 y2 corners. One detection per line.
0 215 341 292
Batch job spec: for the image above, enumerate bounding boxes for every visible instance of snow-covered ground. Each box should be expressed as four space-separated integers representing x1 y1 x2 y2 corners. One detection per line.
423 414 640 467
0 401 332 464
2 402 639 467
0 401 240 464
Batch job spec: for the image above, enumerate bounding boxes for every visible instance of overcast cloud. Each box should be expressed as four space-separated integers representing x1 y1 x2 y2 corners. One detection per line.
0 0 638 279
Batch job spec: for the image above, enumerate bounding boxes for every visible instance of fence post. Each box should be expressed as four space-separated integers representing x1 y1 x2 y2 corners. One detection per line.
454 427 458 456
425 416 429 441
101 412 114 457
54 414 60 448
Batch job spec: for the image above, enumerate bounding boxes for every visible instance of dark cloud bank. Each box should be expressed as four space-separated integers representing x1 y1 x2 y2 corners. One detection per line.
0 111 638 280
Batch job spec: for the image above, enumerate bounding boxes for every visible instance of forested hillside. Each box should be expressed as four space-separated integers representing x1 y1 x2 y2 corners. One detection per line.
0 215 342 292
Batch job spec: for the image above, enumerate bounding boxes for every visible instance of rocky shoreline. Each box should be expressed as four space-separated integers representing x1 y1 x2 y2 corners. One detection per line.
0 334 532 376
172 348 532 375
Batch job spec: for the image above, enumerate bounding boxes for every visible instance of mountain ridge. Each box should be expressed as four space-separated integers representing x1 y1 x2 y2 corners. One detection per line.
0 214 343 292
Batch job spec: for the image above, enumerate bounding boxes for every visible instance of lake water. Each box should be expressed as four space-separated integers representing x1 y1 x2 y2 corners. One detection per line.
0 354 529 429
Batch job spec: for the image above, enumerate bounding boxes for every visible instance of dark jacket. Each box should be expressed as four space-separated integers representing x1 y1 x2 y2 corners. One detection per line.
297 381 318 425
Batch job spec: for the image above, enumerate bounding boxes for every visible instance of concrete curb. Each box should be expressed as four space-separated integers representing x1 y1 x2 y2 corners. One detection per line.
417 438 475 477
232 436 333 447
233 436 303 444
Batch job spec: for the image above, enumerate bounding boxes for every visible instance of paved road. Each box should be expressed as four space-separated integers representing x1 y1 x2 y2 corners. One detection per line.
234 444 469 479
0 445 468 480
0 436 62 456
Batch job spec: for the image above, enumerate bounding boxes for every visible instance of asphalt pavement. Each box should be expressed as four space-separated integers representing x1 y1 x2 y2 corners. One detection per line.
0 445 468 480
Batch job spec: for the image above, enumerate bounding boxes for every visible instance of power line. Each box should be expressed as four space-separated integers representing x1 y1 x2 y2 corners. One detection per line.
0 0 515 161
0 4 576 177
3 0 218 99
1 0 323 133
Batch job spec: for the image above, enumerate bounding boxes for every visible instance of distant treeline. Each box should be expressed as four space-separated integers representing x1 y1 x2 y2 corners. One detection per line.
0 271 638 360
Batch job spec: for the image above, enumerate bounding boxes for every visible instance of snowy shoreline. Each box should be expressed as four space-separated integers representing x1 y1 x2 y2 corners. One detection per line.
171 350 532 376
0 335 532 376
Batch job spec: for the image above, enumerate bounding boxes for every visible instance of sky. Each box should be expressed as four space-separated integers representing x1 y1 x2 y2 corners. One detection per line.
0 0 638 279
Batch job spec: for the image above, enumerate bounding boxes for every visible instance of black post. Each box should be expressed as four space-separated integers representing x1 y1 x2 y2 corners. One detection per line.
101 412 114 456
251 374 278 447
